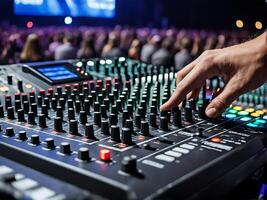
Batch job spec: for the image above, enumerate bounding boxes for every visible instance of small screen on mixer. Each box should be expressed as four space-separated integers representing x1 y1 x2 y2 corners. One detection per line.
37 66 78 81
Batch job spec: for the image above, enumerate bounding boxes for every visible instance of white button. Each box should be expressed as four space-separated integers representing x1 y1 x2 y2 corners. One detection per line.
0 166 13 175
173 147 190 154
165 150 182 158
142 160 164 169
180 144 195 150
12 178 38 191
155 154 175 162
15 173 25 180
27 187 56 200
47 194 66 200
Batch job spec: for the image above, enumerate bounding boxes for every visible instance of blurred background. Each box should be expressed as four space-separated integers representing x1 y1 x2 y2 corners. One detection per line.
0 0 266 66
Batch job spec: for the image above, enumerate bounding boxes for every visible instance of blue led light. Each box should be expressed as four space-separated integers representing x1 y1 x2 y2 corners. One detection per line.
240 117 252 122
225 113 237 119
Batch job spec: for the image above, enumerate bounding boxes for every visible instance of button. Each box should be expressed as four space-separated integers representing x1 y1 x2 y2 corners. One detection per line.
17 131 27 141
172 147 189 154
5 127 15 137
26 186 56 200
12 178 38 191
121 155 138 174
237 111 249 116
165 150 182 158
211 137 222 143
30 135 40 145
233 106 242 111
59 142 71 155
155 154 175 162
99 149 111 162
77 147 90 161
142 160 164 169
225 113 236 119
0 166 14 175
44 138 55 149
180 144 195 150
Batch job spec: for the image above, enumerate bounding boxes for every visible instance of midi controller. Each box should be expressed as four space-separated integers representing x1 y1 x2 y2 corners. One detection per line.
0 57 266 200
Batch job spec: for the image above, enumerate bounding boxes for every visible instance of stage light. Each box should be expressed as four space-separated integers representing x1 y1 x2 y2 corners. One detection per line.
255 21 263 30
26 21 34 29
64 16 72 25
235 20 244 28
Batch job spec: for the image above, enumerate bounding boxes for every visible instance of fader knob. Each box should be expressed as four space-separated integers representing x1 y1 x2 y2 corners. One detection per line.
101 120 110 135
140 121 150 136
17 109 26 122
185 106 193 123
17 131 27 141
5 127 15 137
121 128 132 145
198 104 206 119
79 111 87 125
85 123 95 140
7 107 15 120
44 138 55 149
160 116 168 131
77 147 90 161
38 114 47 128
109 113 118 125
17 80 23 92
69 120 78 135
54 117 63 132
94 112 101 126
121 155 138 174
27 112 36 125
30 135 40 145
110 125 120 142
59 142 71 155
149 113 157 128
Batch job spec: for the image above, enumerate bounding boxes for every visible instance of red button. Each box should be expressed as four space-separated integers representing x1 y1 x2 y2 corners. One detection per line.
100 149 111 161
211 137 221 143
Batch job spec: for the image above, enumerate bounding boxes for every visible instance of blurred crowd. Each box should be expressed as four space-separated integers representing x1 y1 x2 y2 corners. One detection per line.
0 25 249 69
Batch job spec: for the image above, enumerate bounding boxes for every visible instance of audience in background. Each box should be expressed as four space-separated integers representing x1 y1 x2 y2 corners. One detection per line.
174 37 193 70
55 34 77 60
0 26 248 69
20 33 44 63
151 37 174 67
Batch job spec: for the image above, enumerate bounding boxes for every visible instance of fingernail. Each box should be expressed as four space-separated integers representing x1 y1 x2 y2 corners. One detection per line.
206 107 217 118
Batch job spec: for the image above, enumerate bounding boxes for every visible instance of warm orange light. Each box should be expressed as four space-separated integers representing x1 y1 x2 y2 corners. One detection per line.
255 21 263 30
236 20 244 28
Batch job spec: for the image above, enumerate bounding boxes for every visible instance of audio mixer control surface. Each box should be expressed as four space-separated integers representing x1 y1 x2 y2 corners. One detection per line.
0 58 266 200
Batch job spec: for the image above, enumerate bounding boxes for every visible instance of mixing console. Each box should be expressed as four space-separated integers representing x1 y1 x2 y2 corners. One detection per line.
0 58 266 200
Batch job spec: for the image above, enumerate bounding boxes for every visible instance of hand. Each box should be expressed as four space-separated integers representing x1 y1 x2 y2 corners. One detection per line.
160 32 267 118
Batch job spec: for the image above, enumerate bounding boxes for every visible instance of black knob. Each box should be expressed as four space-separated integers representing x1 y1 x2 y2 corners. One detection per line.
54 117 63 132
149 113 157 128
30 135 40 145
68 108 75 120
41 105 48 117
15 100 21 111
140 121 150 136
7 75 13 85
17 109 26 122
27 112 36 125
100 104 107 118
77 147 90 161
44 138 55 149
134 114 141 128
125 119 134 135
122 110 129 127
79 111 87 125
109 113 118 126
23 101 29 113
172 108 182 127
160 116 168 131
38 114 47 128
75 100 81 113
121 128 133 145
18 80 23 92
198 104 207 119
5 127 15 137
84 123 95 139
17 131 27 141
67 99 74 109
0 105 4 118
69 120 78 135
84 100 90 115
7 107 15 120
56 106 63 119
185 106 193 123
59 142 71 155
110 125 120 142
94 112 101 126
101 120 110 135
31 103 38 117
121 155 138 174
93 102 100 112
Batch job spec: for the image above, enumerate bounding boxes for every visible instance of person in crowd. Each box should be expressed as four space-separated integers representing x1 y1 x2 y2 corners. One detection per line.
77 36 97 59
20 33 44 63
175 37 193 70
48 33 64 57
151 37 174 67
54 33 77 60
128 39 142 60
140 35 161 63
101 33 123 58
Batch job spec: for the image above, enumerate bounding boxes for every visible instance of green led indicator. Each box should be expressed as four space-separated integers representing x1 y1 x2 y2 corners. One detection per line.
237 111 249 116
228 109 237 114
246 123 259 128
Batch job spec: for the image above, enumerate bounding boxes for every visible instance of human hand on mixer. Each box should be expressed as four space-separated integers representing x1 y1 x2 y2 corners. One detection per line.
161 32 267 118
